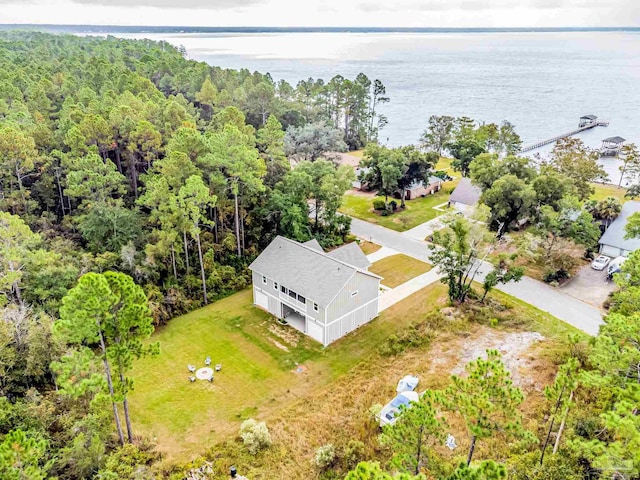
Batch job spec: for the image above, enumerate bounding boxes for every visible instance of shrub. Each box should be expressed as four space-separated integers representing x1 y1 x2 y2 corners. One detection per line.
314 444 337 470
343 440 366 469
378 313 442 356
373 199 386 210
239 418 272 454
389 200 397 211
544 269 570 284
380 209 390 216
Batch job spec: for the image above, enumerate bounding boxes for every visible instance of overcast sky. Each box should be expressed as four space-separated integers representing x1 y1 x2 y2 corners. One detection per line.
0 0 638 27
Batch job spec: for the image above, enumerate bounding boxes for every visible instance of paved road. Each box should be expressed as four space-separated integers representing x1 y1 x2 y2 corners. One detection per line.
402 217 445 241
351 218 604 335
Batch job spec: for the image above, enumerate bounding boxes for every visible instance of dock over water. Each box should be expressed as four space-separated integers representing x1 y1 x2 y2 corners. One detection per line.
520 115 609 153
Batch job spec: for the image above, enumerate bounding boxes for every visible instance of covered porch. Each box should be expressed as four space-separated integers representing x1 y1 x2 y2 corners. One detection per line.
282 303 306 333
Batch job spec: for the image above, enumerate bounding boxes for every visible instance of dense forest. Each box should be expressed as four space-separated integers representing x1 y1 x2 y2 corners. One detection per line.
1 31 639 480
0 31 388 478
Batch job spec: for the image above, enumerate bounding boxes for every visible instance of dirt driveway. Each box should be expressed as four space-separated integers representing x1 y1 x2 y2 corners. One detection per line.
560 264 616 308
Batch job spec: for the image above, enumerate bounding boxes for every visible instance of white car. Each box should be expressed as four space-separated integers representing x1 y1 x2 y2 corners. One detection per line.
378 391 419 427
591 255 611 271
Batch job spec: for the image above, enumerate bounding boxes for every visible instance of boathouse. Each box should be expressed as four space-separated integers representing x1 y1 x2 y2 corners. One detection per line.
601 136 625 157
579 115 598 128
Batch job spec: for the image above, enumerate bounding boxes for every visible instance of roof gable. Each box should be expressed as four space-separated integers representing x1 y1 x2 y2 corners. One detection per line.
303 238 323 252
327 242 371 269
599 201 640 252
449 178 481 205
249 236 379 306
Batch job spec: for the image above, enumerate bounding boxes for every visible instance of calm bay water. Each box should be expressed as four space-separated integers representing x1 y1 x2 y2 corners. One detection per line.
114 31 640 184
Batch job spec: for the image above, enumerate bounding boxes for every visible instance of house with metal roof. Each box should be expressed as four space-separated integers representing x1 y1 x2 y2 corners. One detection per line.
599 201 640 258
448 178 482 213
249 237 380 346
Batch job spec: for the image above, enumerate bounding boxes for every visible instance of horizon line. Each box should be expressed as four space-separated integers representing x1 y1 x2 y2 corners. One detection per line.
1 24 640 33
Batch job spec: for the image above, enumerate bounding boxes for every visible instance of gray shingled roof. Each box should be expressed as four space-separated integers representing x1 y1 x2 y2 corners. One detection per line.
581 114 597 120
327 242 371 269
249 236 379 307
599 201 640 253
449 178 481 206
303 238 323 252
603 136 626 144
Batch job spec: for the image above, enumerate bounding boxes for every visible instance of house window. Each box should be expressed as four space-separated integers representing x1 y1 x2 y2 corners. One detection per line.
274 282 278 291
281 285 286 293
313 303 318 312
262 275 267 285
351 290 359 297
288 289 297 299
297 294 306 304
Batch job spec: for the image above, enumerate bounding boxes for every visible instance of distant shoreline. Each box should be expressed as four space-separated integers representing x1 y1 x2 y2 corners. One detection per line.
1 24 640 34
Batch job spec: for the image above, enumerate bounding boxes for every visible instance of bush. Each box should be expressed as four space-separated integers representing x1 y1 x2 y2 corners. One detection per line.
380 209 390 216
544 269 570 284
389 200 397 211
314 444 337 470
378 312 443 356
343 440 365 469
239 418 272 454
373 199 386 210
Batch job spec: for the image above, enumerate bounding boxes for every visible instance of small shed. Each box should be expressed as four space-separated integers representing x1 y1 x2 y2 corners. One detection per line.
448 178 481 213
598 201 640 257
579 115 598 128
601 136 625 157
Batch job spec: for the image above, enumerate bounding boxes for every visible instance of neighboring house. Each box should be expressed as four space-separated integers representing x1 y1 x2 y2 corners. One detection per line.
598 201 640 257
397 176 444 200
448 178 481 213
249 236 380 346
353 166 371 190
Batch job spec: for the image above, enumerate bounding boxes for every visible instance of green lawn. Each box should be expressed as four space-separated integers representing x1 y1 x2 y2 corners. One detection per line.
340 187 456 232
590 182 627 203
129 283 446 460
369 254 432 288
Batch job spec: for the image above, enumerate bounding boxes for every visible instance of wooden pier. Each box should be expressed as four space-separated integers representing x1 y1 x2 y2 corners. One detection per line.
520 116 609 153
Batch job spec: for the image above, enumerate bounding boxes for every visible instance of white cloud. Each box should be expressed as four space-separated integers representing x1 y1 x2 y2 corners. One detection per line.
0 0 638 26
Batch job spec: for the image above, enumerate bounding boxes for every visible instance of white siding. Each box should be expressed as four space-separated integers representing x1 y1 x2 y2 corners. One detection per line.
601 244 622 258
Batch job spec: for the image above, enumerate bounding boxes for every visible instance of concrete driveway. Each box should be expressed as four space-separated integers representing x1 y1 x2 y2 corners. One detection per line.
560 264 616 309
350 217 604 336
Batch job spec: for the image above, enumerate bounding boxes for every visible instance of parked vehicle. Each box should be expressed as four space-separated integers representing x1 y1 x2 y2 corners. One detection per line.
607 256 627 281
379 391 419 427
591 255 611 271
607 256 626 275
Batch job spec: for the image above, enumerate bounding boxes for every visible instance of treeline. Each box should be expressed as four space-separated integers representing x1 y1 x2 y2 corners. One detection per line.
0 31 384 478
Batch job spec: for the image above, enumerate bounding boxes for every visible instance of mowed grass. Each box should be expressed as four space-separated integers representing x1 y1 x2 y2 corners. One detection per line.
358 240 381 255
128 289 325 459
339 156 460 232
369 254 432 288
129 283 445 460
340 188 454 232
591 182 627 203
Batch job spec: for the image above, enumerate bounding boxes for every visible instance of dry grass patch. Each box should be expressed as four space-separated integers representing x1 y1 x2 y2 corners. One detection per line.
358 240 382 255
203 293 570 479
369 254 432 288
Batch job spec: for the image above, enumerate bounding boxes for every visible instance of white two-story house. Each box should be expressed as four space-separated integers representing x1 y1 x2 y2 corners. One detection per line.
249 236 380 346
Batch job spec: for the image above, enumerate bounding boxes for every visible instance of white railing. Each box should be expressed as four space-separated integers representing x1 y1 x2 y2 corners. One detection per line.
279 291 307 312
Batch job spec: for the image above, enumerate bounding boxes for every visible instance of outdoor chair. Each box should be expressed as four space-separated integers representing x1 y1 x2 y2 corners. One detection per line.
188 364 196 372
205 356 211 366
189 376 196 382
215 364 222 372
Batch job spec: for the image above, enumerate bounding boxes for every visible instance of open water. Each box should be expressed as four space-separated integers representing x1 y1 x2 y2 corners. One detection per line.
112 31 640 184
